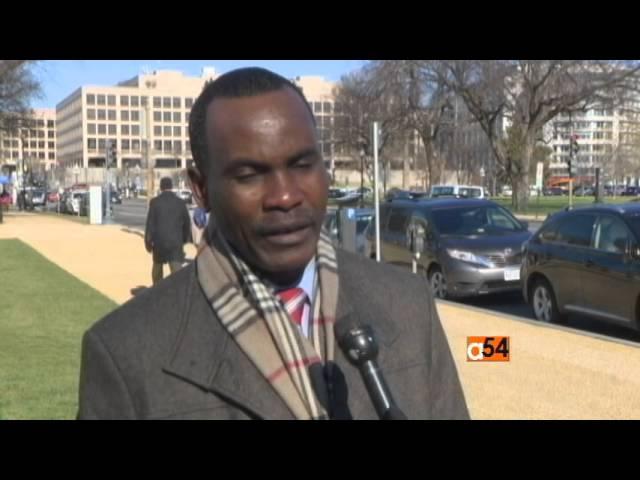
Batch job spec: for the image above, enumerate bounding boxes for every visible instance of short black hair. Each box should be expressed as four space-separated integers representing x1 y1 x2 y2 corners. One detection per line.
188 67 315 175
160 177 173 190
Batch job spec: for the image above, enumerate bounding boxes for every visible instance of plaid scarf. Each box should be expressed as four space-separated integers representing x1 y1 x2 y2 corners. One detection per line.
195 222 339 420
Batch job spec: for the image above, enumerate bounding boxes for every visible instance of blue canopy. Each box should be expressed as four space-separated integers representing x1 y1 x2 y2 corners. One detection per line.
0 175 10 184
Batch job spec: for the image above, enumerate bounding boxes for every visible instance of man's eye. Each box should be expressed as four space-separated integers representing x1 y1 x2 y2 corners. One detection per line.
235 169 259 180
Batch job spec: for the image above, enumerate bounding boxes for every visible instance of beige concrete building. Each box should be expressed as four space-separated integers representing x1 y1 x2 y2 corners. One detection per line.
56 68 219 187
0 108 57 173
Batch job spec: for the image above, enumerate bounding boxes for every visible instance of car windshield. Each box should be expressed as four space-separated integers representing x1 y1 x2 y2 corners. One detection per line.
431 205 524 236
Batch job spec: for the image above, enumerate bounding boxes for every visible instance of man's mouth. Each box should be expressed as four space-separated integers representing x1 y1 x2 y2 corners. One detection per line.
259 220 315 246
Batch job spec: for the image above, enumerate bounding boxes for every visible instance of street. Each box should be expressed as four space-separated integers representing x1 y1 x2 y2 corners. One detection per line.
109 199 640 345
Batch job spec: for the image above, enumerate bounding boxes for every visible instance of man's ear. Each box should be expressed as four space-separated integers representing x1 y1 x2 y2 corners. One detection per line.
186 166 208 210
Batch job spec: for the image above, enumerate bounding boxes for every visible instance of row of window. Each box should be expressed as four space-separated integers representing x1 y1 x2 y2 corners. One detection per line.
3 150 55 160
538 213 635 255
86 94 195 110
87 138 191 153
86 124 188 137
2 141 55 150
86 108 191 124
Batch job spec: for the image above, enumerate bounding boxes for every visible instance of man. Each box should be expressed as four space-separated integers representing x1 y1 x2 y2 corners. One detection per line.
78 67 468 420
144 177 192 285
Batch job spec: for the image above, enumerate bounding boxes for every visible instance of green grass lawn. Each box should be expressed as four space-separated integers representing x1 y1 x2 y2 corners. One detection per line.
0 239 117 419
492 195 632 216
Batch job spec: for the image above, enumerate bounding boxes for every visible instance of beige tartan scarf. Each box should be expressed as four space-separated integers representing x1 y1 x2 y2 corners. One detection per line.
195 222 339 420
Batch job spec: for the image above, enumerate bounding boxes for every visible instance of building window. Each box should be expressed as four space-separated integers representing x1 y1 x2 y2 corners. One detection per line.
48 152 55 160
121 125 130 135
163 97 171 108
131 125 140 136
153 97 161 108
47 120 54 128
173 112 181 123
121 110 129 121
323 102 332 114
108 110 116 121
12 151 18 158
163 112 171 122
107 95 116 106
30 141 37 148
185 113 190 123
48 141 55 149
120 95 129 106
97 94 106 106
87 109 96 120
164 126 172 137
314 102 322 113
87 94 96 105
154 126 162 136
30 129 37 137
131 111 139 122
98 124 107 135
131 96 139 107
174 141 182 152
97 109 106 120
48 131 55 138
38 141 45 149
98 139 106 150
88 124 96 134
153 111 162 122
173 126 181 137
154 140 162 151
173 97 181 108
121 139 130 150
38 130 45 138
185 98 194 108
108 125 117 135
39 152 45 159
164 140 172 152
132 139 140 151
88 138 96 150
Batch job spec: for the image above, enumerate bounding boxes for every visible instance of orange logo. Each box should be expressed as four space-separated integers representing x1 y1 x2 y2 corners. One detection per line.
467 336 510 362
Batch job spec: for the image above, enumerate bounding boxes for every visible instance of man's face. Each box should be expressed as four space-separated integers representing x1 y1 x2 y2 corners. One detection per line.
203 88 329 281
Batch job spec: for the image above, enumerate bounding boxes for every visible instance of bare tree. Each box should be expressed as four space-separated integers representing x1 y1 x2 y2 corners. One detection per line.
440 60 640 210
367 60 456 191
332 66 407 194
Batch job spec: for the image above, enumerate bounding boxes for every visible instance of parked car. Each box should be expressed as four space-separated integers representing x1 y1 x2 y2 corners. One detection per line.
46 191 60 203
573 185 595 196
543 187 567 196
173 188 193 204
522 203 640 330
66 191 87 215
621 186 640 197
430 185 485 199
366 198 531 299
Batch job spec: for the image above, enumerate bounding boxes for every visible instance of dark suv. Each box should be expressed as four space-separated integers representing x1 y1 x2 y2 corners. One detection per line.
522 203 640 329
366 198 531 299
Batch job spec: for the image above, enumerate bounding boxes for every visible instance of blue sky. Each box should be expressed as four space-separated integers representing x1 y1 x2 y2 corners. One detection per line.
31 60 367 109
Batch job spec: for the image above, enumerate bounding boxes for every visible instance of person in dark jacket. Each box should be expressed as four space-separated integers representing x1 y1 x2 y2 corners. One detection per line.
144 177 192 285
78 68 468 420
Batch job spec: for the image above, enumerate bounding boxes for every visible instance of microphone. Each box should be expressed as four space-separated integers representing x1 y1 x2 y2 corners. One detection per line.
335 323 407 420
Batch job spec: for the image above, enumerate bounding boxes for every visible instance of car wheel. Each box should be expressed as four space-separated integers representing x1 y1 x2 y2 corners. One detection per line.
428 266 448 299
530 278 565 324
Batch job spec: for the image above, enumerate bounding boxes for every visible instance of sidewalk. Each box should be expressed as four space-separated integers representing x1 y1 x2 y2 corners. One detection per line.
2 212 640 418
0 211 196 305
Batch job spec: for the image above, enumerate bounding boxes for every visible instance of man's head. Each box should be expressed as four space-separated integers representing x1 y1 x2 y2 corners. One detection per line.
160 177 173 191
188 67 329 285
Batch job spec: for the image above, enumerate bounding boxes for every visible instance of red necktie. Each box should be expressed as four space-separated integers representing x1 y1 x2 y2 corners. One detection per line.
276 288 308 326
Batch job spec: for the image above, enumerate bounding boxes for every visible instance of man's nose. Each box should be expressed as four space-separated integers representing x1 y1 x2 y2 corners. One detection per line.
263 171 304 211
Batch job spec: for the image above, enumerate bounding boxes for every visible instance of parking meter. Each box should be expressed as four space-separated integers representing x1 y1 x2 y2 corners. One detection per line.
409 222 426 274
338 207 358 253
